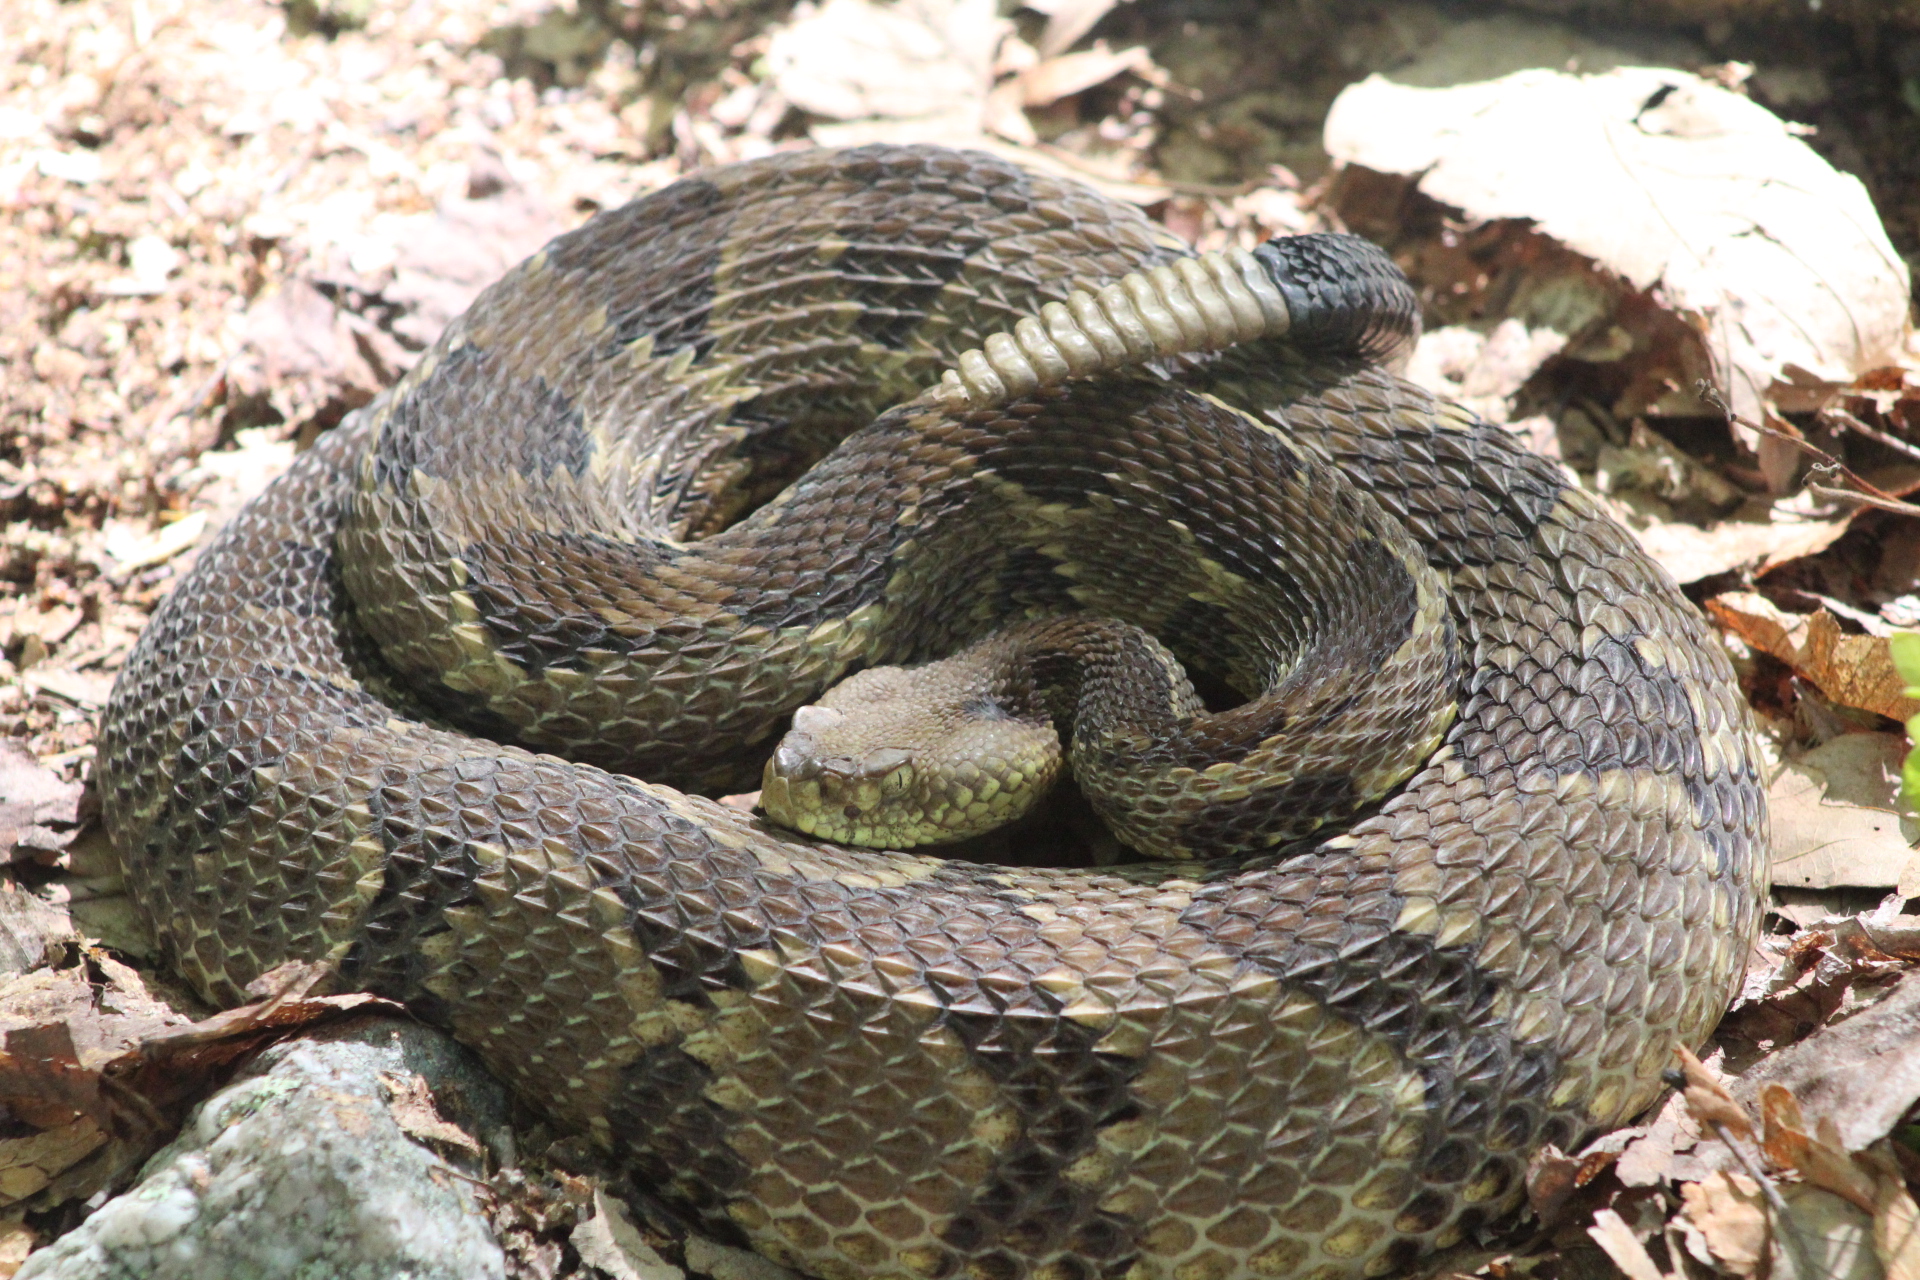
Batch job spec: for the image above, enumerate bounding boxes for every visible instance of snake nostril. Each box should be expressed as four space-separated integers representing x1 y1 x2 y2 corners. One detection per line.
774 740 822 780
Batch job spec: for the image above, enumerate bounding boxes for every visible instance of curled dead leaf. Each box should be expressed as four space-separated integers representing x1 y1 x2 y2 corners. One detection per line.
1775 1184 1883 1280
1527 1142 1619 1228
379 1070 484 1161
1681 1172 1770 1276
1588 1206 1667 1280
1325 67 1910 427
1017 43 1152 107
1760 1084 1879 1214
1676 1043 1754 1143
1860 1143 1920 1280
0 744 84 864
1709 593 1920 723
1765 733 1918 893
0 944 399 1212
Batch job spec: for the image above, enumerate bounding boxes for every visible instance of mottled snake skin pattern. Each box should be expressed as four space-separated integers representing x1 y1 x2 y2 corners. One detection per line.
98 146 1769 1280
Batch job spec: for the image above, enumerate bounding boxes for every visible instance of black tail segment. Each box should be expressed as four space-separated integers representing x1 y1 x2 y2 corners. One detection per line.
1252 234 1420 366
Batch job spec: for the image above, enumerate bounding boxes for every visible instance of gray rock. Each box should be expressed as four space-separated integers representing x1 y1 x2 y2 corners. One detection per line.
22 1016 511 1280
685 1235 802 1280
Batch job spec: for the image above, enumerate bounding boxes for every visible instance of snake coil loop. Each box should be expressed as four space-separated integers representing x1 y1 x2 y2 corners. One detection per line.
97 145 1765 1280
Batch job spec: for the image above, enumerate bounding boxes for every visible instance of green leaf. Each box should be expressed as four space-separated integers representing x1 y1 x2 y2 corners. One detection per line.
1905 713 1920 812
1892 631 1920 696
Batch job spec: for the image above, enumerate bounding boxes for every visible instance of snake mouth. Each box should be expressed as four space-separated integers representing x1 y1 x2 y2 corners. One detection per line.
758 731 929 844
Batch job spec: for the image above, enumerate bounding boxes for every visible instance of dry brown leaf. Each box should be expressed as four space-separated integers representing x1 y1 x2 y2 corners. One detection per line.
380 1070 484 1161
0 1116 105 1207
1729 969 1920 1153
1628 514 1851 588
1802 611 1920 722
1761 1085 1879 1214
0 1217 35 1279
0 945 400 1210
16 670 114 712
1776 1184 1884 1280
768 0 1008 139
1765 734 1919 892
1721 908 1920 1057
0 887 71 982
570 1187 680 1280
1526 1143 1619 1228
0 743 83 863
126 967 392 1069
1709 593 1920 722
0 955 183 1080
1325 67 1910 427
1403 319 1570 428
227 277 384 413
1588 1206 1668 1280
1017 43 1151 107
1676 1043 1754 1142
0 1021 103 1131
0 950 191 1207
684 1234 806 1280
381 191 566 349
0 1018 115 1207
1026 0 1126 57
100 510 208 576
1680 1172 1770 1276
1613 1087 1719 1188
1861 1144 1920 1280
1526 1144 1584 1222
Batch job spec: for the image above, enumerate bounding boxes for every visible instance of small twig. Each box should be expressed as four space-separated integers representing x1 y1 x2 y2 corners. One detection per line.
1706 1118 1822 1280
1805 483 1920 516
1822 404 1920 465
1698 379 1920 516
1577 394 1629 447
1668 1048 1822 1280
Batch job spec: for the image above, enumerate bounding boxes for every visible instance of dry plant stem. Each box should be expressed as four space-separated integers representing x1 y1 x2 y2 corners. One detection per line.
1822 405 1920 466
1708 1118 1821 1280
1805 485 1920 515
1672 1046 1820 1280
1699 381 1920 516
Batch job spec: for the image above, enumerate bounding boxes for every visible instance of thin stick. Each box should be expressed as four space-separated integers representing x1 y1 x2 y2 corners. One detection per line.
1706 1118 1821 1280
1698 380 1920 514
1821 405 1920 466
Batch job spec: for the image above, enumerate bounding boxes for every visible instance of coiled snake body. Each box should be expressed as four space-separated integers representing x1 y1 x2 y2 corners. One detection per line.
99 146 1768 1280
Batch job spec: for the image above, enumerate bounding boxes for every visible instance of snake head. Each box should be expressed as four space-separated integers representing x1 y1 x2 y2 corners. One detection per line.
757 659 1063 849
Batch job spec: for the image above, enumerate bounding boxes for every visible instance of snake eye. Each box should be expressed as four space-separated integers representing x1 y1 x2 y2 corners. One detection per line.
872 753 914 798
